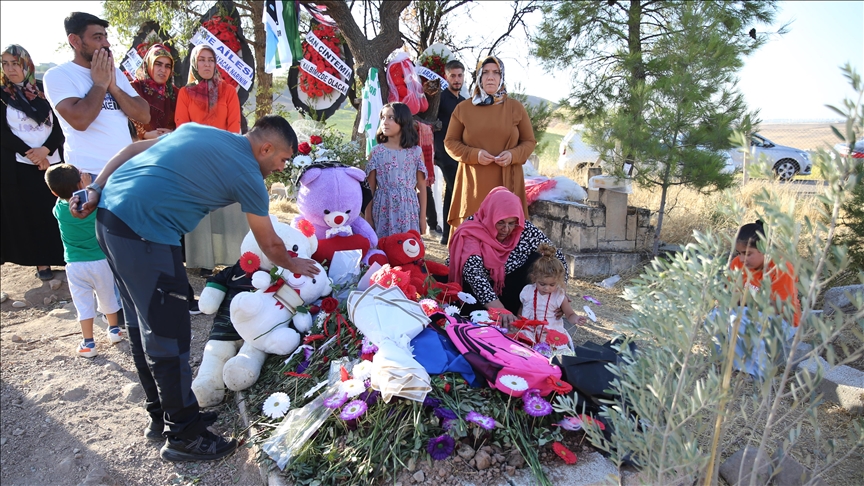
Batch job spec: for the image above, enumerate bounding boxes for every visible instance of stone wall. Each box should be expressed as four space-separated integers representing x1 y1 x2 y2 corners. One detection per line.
528 190 653 279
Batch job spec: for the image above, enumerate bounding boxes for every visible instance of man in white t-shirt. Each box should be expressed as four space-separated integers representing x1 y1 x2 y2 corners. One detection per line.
44 12 150 176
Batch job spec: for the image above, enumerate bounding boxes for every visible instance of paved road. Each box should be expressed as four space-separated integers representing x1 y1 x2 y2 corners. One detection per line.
742 179 828 194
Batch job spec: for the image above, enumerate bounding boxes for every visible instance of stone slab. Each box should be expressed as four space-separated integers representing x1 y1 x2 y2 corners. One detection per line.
719 446 771 486
797 356 864 415
600 190 629 240
565 252 646 279
771 451 827 486
822 284 862 315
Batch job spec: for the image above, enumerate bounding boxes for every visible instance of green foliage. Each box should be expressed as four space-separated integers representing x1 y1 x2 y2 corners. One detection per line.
102 0 213 54
265 128 365 191
580 68 864 485
830 65 864 269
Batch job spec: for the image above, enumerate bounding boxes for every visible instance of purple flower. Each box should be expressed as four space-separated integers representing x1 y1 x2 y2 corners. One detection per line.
441 418 457 431
533 343 552 357
465 411 497 430
296 360 310 374
434 407 457 420
323 392 348 409
303 346 314 360
423 396 442 408
523 396 553 417
426 434 456 460
358 389 380 406
361 337 378 354
523 388 542 401
339 400 368 420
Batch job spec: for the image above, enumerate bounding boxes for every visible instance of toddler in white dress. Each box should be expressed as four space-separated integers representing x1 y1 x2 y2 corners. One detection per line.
518 243 583 352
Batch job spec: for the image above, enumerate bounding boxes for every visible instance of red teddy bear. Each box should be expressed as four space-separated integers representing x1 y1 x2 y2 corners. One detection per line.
377 230 450 296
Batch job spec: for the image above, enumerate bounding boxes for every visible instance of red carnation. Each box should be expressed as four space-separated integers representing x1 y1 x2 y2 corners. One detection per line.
552 442 577 465
296 219 316 237
320 297 339 314
297 142 312 155
239 251 261 274
310 135 323 145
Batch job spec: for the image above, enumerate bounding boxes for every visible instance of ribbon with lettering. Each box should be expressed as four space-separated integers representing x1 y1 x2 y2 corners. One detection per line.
190 26 253 90
413 64 449 90
299 59 349 95
304 30 352 80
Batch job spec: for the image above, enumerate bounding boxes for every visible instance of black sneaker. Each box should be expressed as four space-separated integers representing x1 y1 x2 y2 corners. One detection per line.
160 430 237 462
146 411 219 441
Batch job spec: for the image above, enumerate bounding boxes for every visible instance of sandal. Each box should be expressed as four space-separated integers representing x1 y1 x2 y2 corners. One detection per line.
36 268 54 281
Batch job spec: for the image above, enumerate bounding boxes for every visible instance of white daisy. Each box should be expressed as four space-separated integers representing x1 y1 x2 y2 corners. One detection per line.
457 292 477 304
352 361 373 382
293 155 313 167
341 378 367 398
444 305 460 316
303 380 328 399
262 392 291 419
498 374 529 392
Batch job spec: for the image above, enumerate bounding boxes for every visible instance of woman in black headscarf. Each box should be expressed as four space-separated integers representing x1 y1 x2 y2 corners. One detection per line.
1 44 65 280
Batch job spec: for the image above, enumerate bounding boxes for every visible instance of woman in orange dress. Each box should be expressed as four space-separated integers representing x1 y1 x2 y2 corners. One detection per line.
175 44 240 132
175 44 244 272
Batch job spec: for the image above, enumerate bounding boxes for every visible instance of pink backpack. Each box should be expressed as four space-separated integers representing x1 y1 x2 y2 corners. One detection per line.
444 323 564 397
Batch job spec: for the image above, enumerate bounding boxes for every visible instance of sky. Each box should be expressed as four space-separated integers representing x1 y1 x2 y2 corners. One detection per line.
1 0 861 122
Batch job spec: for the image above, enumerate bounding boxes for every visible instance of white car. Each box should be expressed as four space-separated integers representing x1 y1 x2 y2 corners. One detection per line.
833 139 864 160
557 125 601 171
729 134 812 180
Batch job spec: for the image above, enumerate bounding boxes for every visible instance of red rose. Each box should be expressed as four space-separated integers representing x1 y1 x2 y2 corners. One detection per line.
310 135 323 145
321 297 339 314
297 142 311 155
443 383 451 393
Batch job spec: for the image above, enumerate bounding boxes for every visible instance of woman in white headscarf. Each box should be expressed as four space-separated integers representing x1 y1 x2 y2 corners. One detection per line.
443 56 536 241
1 44 65 280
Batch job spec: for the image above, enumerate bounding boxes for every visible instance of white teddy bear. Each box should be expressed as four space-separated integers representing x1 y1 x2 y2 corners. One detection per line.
191 217 331 407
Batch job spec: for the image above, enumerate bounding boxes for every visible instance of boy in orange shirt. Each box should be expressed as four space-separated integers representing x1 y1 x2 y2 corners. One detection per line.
720 220 800 379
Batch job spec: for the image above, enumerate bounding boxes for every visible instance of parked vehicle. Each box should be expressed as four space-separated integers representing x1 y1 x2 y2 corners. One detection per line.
557 125 601 171
833 139 864 159
728 134 812 180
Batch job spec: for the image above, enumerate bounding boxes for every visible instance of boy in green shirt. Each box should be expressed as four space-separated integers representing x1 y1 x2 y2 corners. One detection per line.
45 164 123 357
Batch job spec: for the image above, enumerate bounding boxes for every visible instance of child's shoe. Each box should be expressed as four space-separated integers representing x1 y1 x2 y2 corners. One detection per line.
77 340 97 358
107 326 124 343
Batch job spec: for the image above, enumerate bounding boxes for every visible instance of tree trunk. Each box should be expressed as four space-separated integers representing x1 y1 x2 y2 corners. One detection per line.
246 1 273 120
622 0 646 175
652 182 668 257
317 0 411 137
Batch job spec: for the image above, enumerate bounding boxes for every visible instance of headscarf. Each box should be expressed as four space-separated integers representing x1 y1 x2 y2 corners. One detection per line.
135 43 175 100
448 186 525 294
471 56 507 106
130 43 176 132
1 44 52 126
185 44 222 114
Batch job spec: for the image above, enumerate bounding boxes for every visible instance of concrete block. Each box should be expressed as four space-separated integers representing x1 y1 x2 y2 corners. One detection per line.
586 167 603 187
600 190 628 240
590 206 605 226
598 240 636 251
797 356 864 415
579 226 598 251
626 213 637 240
597 227 606 241
719 446 771 486
566 204 591 224
549 220 564 242
561 225 583 253
270 183 288 198
564 252 645 279
636 227 653 251
531 217 550 237
822 284 863 315
588 188 600 204
634 207 652 227
528 200 556 220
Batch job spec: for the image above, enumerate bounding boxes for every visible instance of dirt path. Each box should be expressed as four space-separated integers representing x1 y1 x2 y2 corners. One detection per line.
0 263 263 486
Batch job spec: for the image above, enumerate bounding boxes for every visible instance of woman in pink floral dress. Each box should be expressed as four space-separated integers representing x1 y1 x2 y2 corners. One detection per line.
365 102 428 238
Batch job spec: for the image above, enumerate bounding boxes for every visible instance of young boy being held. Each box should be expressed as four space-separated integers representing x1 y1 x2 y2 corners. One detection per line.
45 164 123 357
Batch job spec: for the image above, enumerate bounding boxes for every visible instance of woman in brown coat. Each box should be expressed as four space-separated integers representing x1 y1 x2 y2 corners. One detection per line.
443 56 536 241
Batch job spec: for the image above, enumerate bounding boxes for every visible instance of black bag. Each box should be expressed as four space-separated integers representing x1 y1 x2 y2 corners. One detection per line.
552 338 637 414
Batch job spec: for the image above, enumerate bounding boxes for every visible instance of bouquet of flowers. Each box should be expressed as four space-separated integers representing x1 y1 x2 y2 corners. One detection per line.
299 24 343 99
265 128 365 194
418 52 449 78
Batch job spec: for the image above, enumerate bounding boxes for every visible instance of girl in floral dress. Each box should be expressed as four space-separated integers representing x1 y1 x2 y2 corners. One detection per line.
365 102 427 238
